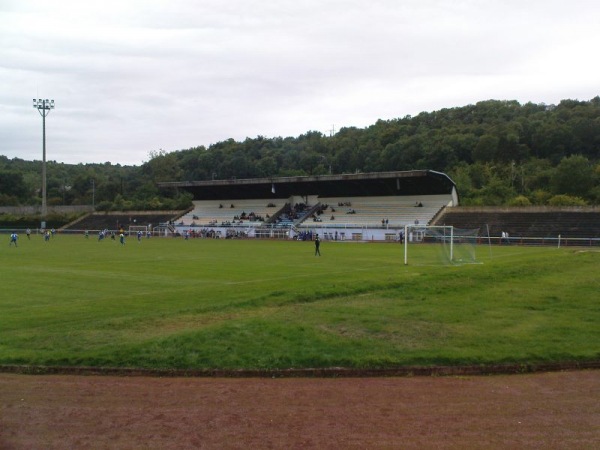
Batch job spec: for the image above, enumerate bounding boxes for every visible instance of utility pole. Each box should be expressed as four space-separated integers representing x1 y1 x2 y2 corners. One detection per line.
33 98 55 219
91 178 95 209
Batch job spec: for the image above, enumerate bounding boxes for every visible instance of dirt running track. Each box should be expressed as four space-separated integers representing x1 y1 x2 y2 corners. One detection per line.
1 370 598 449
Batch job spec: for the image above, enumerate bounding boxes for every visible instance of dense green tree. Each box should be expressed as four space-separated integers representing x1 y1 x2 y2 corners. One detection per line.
448 163 475 201
551 155 595 198
0 171 29 200
472 134 499 162
476 178 517 206
256 156 278 177
143 149 182 182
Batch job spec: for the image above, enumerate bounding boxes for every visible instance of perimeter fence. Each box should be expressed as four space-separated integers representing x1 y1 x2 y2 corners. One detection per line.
2 227 599 247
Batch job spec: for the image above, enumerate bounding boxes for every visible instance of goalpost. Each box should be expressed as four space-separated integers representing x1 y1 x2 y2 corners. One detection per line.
404 225 480 265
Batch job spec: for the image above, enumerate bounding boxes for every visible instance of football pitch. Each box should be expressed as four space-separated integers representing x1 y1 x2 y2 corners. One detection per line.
1 234 598 371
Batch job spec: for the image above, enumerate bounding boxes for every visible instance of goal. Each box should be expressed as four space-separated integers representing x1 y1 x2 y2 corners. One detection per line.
128 225 148 236
403 225 480 265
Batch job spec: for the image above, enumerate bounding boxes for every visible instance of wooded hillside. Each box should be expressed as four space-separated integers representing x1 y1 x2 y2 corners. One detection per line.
2 97 599 210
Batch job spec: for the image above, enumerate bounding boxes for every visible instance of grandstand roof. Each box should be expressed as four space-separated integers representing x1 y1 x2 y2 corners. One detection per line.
159 170 456 201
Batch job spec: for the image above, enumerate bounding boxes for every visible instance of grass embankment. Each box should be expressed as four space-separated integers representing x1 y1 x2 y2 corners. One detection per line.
1 235 598 370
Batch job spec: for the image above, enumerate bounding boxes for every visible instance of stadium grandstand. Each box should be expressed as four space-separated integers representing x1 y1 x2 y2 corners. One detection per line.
434 206 600 246
53 169 599 246
61 211 184 236
158 170 458 241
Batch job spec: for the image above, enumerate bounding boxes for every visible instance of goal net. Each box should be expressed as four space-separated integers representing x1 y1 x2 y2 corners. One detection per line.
404 225 480 266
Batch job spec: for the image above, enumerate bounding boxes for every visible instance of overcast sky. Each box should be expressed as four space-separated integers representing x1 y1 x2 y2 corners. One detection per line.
1 0 599 166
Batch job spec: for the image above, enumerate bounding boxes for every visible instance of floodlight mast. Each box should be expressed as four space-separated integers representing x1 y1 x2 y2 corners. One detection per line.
33 98 55 218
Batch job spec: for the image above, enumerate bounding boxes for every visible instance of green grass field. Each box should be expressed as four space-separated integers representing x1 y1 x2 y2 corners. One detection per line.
1 234 598 370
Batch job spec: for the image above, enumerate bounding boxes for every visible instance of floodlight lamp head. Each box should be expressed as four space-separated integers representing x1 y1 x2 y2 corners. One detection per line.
50 100 55 108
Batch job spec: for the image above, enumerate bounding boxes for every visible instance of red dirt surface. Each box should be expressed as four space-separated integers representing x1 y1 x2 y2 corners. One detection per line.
1 370 598 449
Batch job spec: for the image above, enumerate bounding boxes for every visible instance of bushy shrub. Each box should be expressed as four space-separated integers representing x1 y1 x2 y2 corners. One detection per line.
589 186 600 204
548 195 587 206
508 195 532 206
0 194 20 206
530 189 552 205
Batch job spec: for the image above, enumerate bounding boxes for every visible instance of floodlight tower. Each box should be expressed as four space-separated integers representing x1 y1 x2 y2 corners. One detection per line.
33 98 55 218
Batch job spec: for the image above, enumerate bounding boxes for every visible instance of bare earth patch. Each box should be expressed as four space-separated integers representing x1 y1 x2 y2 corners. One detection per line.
1 370 598 449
